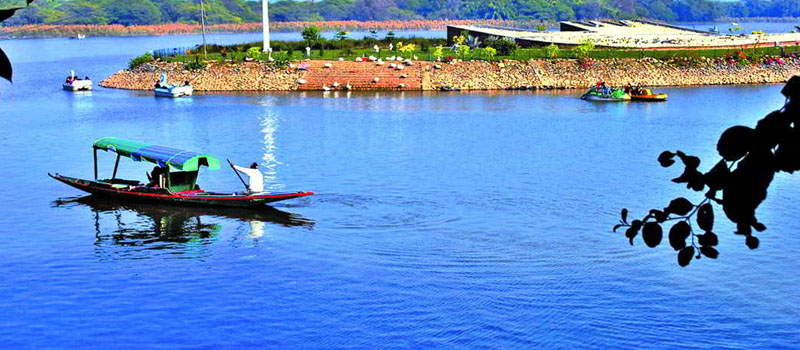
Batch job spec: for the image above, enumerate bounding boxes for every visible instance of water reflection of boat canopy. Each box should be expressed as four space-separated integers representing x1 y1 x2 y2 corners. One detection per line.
49 137 314 207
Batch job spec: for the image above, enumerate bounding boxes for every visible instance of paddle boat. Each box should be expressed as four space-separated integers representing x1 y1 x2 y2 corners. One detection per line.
629 88 668 102
63 70 92 91
581 87 631 102
49 137 313 208
154 73 193 97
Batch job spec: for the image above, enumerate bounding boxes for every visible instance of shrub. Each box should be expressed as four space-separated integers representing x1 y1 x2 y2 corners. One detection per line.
246 47 262 60
482 38 518 56
574 39 595 59
184 57 207 71
128 52 153 70
544 43 560 58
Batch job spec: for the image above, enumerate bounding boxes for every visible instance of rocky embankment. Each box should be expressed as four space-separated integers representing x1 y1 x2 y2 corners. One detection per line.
101 58 800 92
429 57 800 90
101 61 302 91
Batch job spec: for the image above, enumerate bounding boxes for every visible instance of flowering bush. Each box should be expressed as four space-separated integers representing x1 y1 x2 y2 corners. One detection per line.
398 43 416 54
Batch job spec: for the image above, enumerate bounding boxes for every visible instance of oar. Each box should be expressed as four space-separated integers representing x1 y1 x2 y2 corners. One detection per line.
227 159 250 191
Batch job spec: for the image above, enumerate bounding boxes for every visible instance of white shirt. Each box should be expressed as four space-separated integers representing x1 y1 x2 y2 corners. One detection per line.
233 165 264 193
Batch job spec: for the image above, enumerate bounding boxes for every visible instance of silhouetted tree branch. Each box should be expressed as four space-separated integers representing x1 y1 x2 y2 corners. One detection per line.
0 0 34 82
615 76 800 266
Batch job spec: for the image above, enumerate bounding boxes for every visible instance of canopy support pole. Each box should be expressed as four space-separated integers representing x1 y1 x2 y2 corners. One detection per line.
112 154 121 180
93 147 98 180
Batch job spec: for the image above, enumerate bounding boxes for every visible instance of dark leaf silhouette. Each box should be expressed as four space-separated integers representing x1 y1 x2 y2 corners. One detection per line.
700 247 719 259
0 47 10 82
621 208 628 224
665 198 693 216
658 151 676 167
746 236 760 250
697 232 718 247
704 160 730 191
649 209 667 223
668 221 690 251
676 151 701 169
642 222 663 248
672 167 705 191
625 220 643 245
613 224 624 232
678 246 694 267
697 203 714 232
717 126 755 161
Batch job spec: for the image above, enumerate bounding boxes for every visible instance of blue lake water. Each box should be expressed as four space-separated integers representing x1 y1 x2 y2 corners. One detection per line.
1 35 799 349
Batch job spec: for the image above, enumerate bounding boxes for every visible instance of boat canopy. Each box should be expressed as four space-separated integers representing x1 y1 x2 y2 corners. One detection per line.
93 137 220 172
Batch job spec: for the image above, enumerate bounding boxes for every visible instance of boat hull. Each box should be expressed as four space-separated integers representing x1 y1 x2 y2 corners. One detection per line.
581 93 630 102
631 94 668 102
63 82 93 91
154 86 193 97
49 173 313 208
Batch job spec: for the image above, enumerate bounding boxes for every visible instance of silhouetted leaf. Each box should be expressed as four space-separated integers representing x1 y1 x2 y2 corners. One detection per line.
625 220 642 245
697 203 714 232
642 222 663 248
658 151 676 167
746 236 760 250
717 126 754 161
668 221 690 251
697 232 718 247
753 222 766 232
754 111 790 149
704 160 730 191
700 247 719 259
678 246 694 267
672 167 705 191
649 209 667 223
0 47 11 82
613 224 624 232
775 138 800 173
665 198 693 216
621 208 628 224
676 151 701 169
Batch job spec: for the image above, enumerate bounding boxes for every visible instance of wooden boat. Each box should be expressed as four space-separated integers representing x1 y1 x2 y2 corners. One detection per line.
63 70 92 91
154 73 192 97
581 88 630 102
50 137 313 208
630 88 668 102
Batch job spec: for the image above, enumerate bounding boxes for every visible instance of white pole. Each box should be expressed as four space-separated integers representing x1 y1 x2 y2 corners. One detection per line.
262 0 271 52
200 0 207 58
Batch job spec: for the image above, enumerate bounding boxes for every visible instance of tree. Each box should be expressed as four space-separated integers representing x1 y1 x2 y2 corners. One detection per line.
615 77 800 267
104 0 163 25
301 25 321 47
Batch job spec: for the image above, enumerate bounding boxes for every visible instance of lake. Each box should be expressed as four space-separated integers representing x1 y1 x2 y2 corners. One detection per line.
0 34 799 349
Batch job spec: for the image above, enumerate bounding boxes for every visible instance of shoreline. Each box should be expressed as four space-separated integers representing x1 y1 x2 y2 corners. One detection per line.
100 58 800 92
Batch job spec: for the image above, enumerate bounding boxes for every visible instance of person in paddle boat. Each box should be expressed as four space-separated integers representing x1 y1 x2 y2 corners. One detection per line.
230 162 264 194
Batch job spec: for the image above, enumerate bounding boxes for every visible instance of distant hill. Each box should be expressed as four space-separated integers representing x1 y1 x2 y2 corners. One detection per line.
2 0 799 26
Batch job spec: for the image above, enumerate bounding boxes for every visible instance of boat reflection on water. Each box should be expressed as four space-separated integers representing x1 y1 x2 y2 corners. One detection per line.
53 196 314 251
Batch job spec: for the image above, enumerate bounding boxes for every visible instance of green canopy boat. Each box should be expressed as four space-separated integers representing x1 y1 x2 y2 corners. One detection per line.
50 137 313 208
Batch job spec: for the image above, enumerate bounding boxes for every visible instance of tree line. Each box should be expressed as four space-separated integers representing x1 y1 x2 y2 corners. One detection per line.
3 0 800 26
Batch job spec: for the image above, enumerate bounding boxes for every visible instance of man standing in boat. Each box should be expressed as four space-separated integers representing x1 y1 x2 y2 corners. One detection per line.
230 162 264 194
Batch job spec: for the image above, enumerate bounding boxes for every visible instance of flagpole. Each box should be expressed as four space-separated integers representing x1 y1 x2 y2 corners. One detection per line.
262 0 271 53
